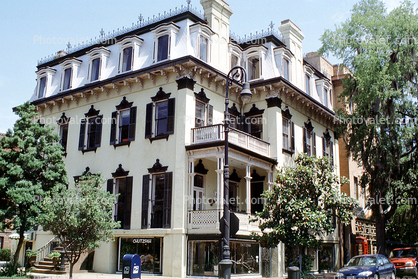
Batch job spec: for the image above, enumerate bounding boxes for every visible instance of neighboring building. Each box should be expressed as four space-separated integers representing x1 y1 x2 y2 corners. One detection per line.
25 0 341 277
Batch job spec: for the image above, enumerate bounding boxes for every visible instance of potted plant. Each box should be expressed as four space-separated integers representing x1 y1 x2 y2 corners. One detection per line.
26 250 38 267
48 251 62 270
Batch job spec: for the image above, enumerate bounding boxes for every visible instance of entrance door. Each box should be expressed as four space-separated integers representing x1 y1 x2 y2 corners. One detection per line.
251 182 264 214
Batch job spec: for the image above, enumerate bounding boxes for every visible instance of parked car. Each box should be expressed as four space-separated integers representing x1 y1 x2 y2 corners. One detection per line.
388 247 418 278
337 254 396 279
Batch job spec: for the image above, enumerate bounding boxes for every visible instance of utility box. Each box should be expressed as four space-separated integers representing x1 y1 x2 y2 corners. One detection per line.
122 254 141 279
288 266 300 279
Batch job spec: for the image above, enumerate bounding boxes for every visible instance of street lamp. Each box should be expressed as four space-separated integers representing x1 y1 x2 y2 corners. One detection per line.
219 66 252 279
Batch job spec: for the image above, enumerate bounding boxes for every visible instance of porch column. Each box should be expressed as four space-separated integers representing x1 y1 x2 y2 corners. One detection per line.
216 156 224 212
268 171 274 191
245 164 252 214
188 159 195 211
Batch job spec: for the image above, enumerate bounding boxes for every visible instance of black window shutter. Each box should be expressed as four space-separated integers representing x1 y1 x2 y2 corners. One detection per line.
107 179 114 194
208 104 213 126
167 98 175 134
163 172 172 228
330 141 334 165
145 103 153 138
129 106 137 141
78 119 86 150
95 115 103 147
124 177 133 230
313 132 317 157
142 175 150 229
303 126 307 154
291 121 295 152
323 137 326 157
110 111 117 145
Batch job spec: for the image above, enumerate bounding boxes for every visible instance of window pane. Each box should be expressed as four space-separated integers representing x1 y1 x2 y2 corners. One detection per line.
60 124 68 152
305 75 310 95
324 89 328 106
119 110 130 142
87 117 97 149
151 173 165 228
91 58 100 81
283 59 289 80
199 37 208 62
63 68 72 90
231 55 238 68
155 101 168 136
38 77 46 98
122 47 132 72
282 119 289 150
248 57 260 80
195 101 205 127
157 35 169 62
249 116 263 138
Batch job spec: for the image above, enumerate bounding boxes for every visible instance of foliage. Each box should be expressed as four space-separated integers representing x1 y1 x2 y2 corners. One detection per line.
0 102 68 270
47 251 62 268
0 261 24 277
320 0 418 253
25 250 38 257
38 173 120 279
252 154 358 272
386 204 418 244
0 248 11 261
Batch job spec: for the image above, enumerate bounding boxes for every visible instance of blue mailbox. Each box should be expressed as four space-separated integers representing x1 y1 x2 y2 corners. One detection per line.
122 254 141 279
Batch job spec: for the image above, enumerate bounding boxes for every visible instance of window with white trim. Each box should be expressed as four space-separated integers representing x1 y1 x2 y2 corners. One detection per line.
244 46 266 81
303 120 316 156
118 36 143 73
145 87 175 141
86 47 110 82
190 22 214 63
194 88 213 128
151 23 180 63
282 106 294 154
78 105 103 152
36 67 56 99
60 58 81 91
110 97 137 146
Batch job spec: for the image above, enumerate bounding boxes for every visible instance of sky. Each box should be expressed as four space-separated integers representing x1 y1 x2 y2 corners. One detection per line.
0 0 410 133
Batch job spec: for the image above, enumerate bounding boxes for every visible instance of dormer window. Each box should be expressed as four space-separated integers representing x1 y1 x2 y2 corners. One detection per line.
60 58 81 91
304 65 314 96
36 67 56 99
229 43 242 70
117 36 143 73
244 46 266 81
151 23 180 63
315 79 332 107
190 23 214 63
86 47 110 82
274 47 293 81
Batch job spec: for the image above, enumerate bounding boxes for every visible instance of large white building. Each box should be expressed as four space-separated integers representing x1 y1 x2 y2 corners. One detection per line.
26 0 341 277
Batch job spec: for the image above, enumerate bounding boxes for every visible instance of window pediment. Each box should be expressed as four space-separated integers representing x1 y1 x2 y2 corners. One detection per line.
282 106 292 119
151 87 171 102
112 164 130 178
151 22 180 35
195 88 210 103
59 57 82 68
304 119 314 132
228 103 240 116
194 159 208 175
57 112 70 124
323 129 332 141
117 35 143 47
148 159 168 173
84 105 100 117
116 96 133 110
244 104 265 117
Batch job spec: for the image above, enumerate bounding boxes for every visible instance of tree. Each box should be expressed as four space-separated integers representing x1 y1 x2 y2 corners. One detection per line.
0 102 68 267
252 154 357 272
38 173 120 279
320 0 418 254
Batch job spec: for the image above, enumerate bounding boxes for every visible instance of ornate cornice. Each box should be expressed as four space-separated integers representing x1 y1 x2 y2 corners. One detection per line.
176 76 196 91
148 159 168 173
281 106 292 119
194 159 208 174
151 87 171 102
194 88 210 103
304 119 314 131
57 112 70 124
112 164 130 177
84 105 100 117
244 104 265 117
116 96 133 110
266 96 282 108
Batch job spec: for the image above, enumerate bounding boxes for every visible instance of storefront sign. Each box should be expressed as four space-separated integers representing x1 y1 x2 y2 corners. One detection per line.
132 238 152 244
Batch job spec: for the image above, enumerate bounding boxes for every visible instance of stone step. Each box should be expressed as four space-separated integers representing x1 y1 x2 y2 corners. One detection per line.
29 269 67 275
34 264 55 270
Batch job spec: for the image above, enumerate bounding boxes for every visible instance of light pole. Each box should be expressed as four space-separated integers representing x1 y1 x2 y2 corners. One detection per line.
219 66 252 279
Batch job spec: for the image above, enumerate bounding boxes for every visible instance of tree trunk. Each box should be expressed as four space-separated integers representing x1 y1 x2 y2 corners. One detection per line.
375 206 387 255
69 262 74 279
13 229 25 266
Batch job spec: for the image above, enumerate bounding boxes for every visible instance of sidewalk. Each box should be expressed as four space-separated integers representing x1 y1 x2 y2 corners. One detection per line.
28 272 178 279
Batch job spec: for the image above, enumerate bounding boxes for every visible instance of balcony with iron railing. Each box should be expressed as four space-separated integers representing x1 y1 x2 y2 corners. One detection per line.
187 209 260 233
190 124 270 158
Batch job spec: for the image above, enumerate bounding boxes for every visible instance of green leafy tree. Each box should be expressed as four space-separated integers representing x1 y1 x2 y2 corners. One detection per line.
38 173 120 279
0 102 68 267
252 154 357 273
320 0 418 253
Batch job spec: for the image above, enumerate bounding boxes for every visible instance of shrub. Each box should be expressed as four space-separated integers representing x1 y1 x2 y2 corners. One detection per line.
0 248 11 261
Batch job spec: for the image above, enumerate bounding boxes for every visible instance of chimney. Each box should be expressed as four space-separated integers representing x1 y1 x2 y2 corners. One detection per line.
200 0 233 73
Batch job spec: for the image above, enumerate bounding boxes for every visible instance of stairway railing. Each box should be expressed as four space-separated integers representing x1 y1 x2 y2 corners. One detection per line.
36 236 59 264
